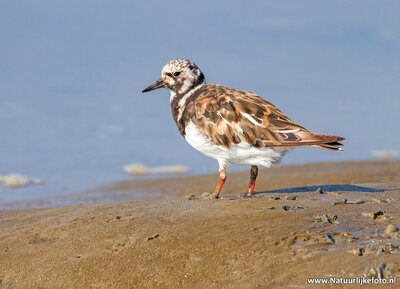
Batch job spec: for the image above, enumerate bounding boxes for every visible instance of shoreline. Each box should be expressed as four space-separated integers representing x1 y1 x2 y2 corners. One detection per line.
2 160 399 211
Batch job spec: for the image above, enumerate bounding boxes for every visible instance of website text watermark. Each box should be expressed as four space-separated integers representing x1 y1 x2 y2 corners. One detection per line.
307 277 397 285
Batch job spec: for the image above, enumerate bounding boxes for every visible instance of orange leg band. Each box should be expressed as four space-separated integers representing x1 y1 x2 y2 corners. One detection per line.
214 169 226 198
247 166 258 195
248 179 256 195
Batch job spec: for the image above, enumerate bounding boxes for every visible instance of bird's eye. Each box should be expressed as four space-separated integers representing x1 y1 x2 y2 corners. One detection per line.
173 72 181 77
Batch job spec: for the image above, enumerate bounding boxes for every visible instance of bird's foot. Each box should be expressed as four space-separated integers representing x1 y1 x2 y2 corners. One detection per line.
239 193 256 199
201 192 221 200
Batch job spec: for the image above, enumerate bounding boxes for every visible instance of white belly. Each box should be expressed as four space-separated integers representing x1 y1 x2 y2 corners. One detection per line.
184 122 292 169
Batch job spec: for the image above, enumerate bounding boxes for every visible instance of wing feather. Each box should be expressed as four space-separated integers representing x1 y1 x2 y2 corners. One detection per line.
189 84 345 150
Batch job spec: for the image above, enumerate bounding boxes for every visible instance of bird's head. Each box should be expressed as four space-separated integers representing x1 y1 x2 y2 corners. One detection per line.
142 59 205 95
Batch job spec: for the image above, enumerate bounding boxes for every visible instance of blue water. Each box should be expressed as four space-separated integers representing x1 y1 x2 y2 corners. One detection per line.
1 1 399 207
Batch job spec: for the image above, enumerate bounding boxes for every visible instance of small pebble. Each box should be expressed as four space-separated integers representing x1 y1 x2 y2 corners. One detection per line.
325 232 335 243
333 199 347 205
315 214 339 225
364 263 393 279
371 198 390 204
327 192 342 196
282 205 304 211
350 247 365 256
382 224 398 239
377 243 399 254
147 234 160 241
346 199 365 204
333 199 364 205
189 256 203 262
362 211 385 222
107 216 121 222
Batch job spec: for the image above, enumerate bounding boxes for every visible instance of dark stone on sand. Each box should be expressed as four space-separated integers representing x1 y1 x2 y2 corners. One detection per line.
333 199 364 205
325 232 335 243
315 214 339 225
282 205 304 211
362 211 386 222
186 194 197 200
147 234 160 241
352 247 365 256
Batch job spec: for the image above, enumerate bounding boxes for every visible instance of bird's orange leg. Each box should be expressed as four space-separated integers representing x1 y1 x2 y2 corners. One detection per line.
247 165 258 196
213 168 226 198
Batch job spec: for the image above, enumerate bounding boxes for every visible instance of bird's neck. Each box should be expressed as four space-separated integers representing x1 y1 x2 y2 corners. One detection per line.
170 83 205 135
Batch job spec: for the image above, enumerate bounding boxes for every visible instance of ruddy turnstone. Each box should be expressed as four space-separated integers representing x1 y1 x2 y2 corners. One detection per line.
142 59 345 198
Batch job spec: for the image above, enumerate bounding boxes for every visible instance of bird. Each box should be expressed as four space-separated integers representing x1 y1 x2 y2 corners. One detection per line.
142 59 345 198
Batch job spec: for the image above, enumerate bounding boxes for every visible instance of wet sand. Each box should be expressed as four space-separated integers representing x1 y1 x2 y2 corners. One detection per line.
1 161 400 288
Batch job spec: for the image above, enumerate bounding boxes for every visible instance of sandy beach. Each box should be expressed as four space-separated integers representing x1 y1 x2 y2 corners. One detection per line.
1 160 400 288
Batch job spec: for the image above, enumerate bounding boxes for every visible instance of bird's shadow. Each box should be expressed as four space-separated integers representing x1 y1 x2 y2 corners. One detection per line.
256 184 386 195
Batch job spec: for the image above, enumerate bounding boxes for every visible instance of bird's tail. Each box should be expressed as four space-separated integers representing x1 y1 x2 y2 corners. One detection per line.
310 134 345 151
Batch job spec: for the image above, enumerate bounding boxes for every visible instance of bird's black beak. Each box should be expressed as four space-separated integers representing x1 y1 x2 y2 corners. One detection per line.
142 78 164 93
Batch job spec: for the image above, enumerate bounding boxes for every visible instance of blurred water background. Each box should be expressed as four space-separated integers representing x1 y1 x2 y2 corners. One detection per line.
1 1 399 206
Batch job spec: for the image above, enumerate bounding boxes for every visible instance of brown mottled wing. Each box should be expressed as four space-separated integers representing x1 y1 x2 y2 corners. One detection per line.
191 84 344 149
